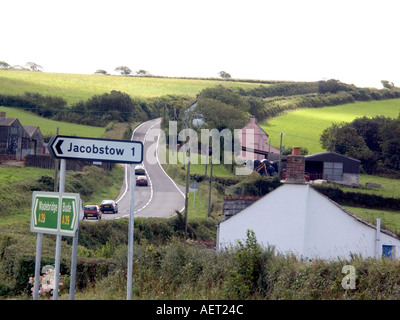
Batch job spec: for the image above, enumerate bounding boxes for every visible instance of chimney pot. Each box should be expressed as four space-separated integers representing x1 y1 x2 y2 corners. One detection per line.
0 112 5 118
292 147 301 155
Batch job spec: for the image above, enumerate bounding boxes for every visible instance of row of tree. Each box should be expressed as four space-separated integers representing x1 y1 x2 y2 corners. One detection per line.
95 66 152 76
96 67 232 79
0 61 43 71
320 116 400 176
0 90 193 128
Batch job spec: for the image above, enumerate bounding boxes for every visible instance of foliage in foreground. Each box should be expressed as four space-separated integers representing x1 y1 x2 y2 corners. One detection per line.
3 222 400 300
75 230 400 300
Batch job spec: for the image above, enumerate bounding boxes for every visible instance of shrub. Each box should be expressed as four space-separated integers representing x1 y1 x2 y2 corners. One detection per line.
223 230 264 299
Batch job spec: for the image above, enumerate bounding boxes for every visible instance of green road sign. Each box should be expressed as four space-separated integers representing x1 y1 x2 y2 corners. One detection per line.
31 192 80 237
60 196 78 235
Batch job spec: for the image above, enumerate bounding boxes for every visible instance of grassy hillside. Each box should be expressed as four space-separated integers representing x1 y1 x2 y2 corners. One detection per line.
0 106 105 138
0 70 264 104
261 99 400 154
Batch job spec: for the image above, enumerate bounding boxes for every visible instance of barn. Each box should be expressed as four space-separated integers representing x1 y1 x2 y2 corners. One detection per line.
0 112 45 160
24 126 45 155
305 152 360 186
0 113 31 160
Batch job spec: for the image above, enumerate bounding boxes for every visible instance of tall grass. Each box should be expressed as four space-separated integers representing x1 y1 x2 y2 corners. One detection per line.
61 231 400 300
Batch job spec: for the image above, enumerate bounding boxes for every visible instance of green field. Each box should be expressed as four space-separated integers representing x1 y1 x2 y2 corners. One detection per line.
261 99 400 154
343 205 400 235
0 70 263 104
0 106 105 137
0 166 53 184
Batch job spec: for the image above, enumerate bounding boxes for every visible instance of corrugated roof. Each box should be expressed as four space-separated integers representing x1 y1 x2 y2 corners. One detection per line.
305 151 360 163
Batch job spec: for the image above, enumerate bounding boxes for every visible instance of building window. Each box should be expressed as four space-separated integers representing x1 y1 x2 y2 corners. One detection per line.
382 245 395 259
323 162 343 181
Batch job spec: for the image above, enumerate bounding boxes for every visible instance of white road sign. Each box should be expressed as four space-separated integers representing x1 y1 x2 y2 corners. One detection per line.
48 135 143 164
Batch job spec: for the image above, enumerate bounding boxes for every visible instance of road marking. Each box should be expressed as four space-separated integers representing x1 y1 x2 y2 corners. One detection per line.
115 118 185 218
116 119 156 217
115 121 148 204
152 122 185 213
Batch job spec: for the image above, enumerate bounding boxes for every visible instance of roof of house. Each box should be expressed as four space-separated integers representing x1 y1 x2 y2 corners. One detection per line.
305 151 360 163
219 183 399 241
0 117 19 127
241 116 268 136
23 126 41 138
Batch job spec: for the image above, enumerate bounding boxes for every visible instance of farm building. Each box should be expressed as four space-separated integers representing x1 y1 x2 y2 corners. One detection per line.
239 116 279 161
304 152 360 186
217 151 400 260
24 126 45 155
0 112 44 160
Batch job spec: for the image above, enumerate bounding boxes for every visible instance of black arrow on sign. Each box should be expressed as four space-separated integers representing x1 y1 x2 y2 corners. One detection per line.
55 139 64 155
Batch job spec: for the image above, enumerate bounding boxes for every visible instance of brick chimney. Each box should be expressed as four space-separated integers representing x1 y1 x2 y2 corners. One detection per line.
285 147 306 184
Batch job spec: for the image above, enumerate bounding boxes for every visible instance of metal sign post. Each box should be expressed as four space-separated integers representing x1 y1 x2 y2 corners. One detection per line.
32 135 144 300
31 160 81 300
53 159 65 300
126 164 136 300
190 180 199 211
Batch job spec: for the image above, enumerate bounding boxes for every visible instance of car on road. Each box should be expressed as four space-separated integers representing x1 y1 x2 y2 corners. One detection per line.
100 200 118 213
83 205 102 220
136 175 148 186
135 165 146 175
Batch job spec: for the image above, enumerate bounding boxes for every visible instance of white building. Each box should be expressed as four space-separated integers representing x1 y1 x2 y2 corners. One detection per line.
217 150 400 260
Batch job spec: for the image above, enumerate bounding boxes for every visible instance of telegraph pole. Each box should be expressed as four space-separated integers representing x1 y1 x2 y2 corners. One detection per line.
278 132 285 179
207 154 213 217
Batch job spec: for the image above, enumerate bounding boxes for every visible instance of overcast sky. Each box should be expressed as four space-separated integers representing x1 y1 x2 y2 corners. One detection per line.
2 0 399 88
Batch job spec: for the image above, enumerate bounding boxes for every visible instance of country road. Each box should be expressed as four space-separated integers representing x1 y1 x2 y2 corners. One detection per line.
102 118 186 220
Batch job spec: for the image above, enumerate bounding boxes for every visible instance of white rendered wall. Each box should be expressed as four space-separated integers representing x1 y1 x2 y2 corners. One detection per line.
218 184 308 254
218 184 400 260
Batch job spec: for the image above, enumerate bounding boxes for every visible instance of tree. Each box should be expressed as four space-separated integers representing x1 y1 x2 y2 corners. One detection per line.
380 118 400 171
317 79 354 94
0 61 10 69
115 66 132 75
94 69 108 75
218 71 231 79
26 62 43 72
198 86 250 113
320 121 376 174
320 122 371 159
136 69 150 76
351 116 390 153
196 98 248 131
381 80 395 89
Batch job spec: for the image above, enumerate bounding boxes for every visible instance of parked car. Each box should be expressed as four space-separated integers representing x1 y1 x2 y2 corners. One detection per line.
83 205 101 220
135 165 146 175
100 200 118 213
136 175 148 186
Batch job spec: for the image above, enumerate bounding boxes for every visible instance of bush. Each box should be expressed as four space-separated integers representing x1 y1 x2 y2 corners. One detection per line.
223 230 264 299
313 185 400 211
233 174 282 196
75 258 117 290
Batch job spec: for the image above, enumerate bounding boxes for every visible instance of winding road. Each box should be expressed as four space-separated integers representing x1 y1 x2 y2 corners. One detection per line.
102 118 186 220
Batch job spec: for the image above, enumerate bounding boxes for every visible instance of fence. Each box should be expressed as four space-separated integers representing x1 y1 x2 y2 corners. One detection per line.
24 154 114 171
